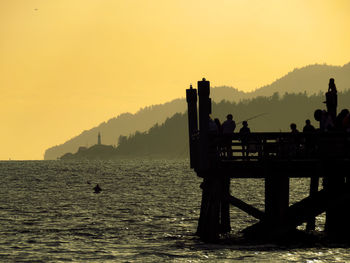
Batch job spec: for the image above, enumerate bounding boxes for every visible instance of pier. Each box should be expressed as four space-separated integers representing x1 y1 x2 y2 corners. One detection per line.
186 78 350 242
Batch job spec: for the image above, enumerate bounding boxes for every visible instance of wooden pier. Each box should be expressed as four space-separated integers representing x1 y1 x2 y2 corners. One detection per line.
186 78 350 242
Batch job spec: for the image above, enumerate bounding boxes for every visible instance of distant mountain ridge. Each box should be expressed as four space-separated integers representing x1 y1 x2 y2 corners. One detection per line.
62 89 350 159
44 62 350 160
44 99 186 159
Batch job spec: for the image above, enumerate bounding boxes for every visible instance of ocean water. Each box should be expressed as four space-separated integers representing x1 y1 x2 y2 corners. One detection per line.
0 159 350 262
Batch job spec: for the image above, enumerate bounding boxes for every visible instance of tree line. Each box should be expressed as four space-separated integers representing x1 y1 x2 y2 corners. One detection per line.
116 90 350 158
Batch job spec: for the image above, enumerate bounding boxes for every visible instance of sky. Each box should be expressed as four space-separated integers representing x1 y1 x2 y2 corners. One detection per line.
1 0 350 160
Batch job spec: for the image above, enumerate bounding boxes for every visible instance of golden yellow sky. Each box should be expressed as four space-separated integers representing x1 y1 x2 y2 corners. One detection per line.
1 0 350 160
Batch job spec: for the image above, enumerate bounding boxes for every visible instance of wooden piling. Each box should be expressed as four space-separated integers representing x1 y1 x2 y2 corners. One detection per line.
186 85 198 169
220 175 231 233
324 171 348 239
195 78 232 241
306 176 319 231
197 78 210 171
265 172 289 230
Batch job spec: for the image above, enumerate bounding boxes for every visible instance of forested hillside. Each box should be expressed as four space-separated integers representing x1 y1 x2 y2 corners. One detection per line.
46 62 350 159
115 90 350 158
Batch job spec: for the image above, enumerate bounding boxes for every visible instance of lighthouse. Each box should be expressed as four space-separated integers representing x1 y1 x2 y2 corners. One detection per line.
98 132 101 145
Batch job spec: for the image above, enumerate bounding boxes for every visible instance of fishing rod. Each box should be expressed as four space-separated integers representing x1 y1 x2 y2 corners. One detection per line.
236 113 268 125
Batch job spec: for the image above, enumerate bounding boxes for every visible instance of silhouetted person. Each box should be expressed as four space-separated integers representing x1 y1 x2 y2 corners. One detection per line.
214 118 222 134
314 109 334 131
324 78 338 122
303 119 316 133
239 121 250 135
303 119 316 157
343 113 350 132
290 123 299 133
209 116 219 134
222 114 236 134
289 123 300 156
94 184 102 194
213 118 223 156
239 121 251 158
222 114 236 158
335 109 349 131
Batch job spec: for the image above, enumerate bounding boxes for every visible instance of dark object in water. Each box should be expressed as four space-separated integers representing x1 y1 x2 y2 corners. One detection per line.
93 184 102 194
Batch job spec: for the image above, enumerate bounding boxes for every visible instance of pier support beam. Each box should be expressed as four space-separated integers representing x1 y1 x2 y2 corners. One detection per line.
265 174 289 231
324 172 349 240
197 174 220 241
306 176 319 231
220 175 231 233
197 173 231 241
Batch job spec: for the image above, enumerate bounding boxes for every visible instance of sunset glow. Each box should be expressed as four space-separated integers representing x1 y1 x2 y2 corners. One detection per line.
1 0 350 159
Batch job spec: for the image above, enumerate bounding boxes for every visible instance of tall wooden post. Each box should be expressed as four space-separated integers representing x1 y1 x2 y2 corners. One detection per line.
324 172 347 239
306 176 319 231
220 175 231 233
186 85 198 169
198 78 210 171
265 172 289 234
196 78 226 241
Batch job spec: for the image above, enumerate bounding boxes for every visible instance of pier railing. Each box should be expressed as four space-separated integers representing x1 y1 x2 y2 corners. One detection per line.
210 132 350 162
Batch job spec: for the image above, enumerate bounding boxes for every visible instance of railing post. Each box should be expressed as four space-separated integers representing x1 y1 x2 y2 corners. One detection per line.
186 85 198 169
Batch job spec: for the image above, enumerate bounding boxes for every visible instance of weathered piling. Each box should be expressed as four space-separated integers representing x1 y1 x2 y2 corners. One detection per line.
306 176 319 231
265 173 289 230
186 85 198 169
195 78 232 241
220 175 231 233
197 78 210 172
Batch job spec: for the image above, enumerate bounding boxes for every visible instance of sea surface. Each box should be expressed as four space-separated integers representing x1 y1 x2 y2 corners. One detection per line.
0 159 350 262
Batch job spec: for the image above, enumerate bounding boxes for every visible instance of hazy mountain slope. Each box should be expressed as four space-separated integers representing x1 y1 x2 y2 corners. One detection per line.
115 90 350 158
44 87 249 160
45 62 350 159
251 63 350 97
44 99 186 159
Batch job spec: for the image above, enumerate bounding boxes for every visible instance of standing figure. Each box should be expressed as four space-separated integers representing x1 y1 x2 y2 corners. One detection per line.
303 119 316 157
290 123 299 133
208 116 219 134
221 114 236 158
239 121 251 158
214 118 222 134
289 123 300 156
303 119 316 133
325 78 338 122
314 109 334 132
222 114 236 134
